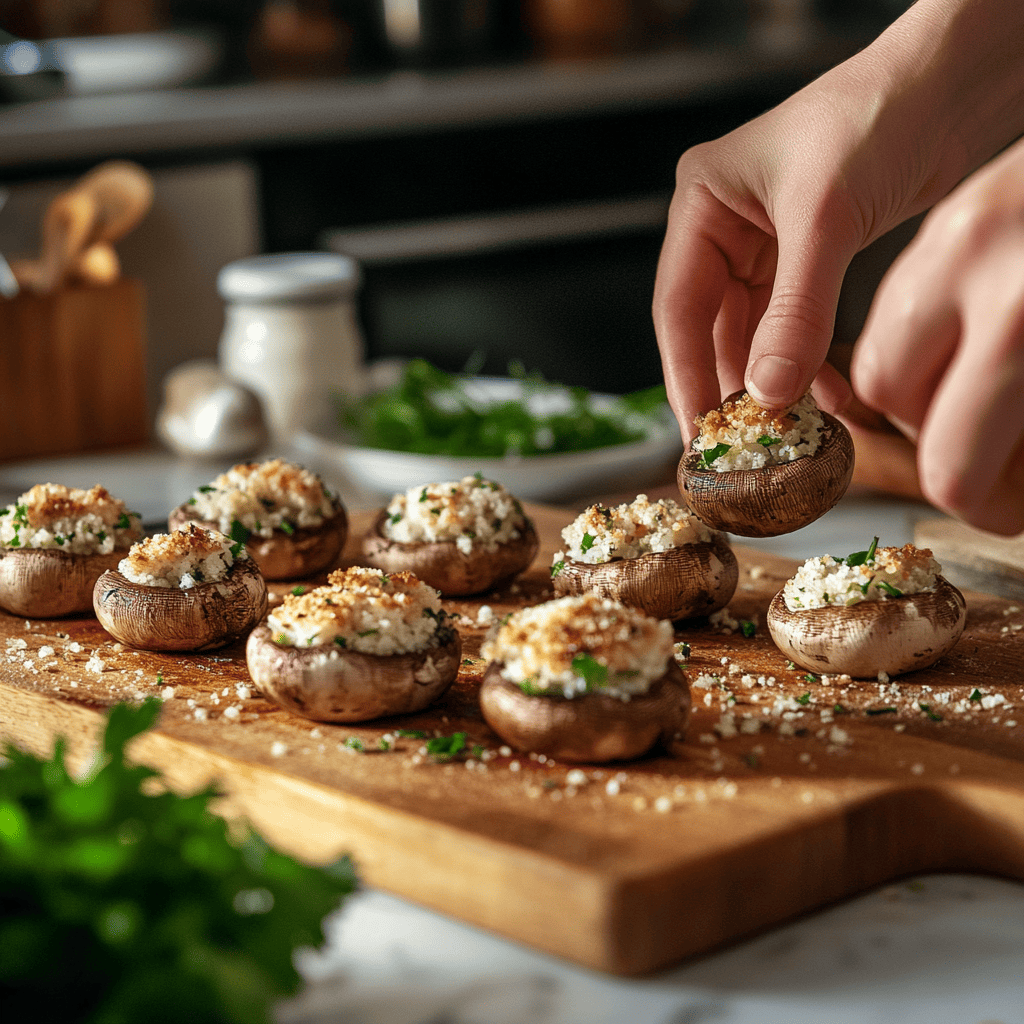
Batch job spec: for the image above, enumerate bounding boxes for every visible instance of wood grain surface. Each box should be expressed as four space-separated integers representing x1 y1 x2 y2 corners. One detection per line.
2 505 1024 976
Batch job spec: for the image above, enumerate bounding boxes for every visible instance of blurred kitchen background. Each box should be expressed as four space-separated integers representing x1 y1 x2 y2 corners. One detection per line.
0 0 919 439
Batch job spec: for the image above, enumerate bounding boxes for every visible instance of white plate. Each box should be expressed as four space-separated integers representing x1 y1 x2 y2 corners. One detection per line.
289 377 682 506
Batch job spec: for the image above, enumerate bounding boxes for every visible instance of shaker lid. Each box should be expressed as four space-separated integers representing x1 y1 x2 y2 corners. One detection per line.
218 252 361 302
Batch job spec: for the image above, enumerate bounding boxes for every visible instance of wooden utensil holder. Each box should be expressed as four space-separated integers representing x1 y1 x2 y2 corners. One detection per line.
0 279 148 460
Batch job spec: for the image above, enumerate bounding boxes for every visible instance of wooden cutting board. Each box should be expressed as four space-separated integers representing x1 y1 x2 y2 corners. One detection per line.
3 505 1024 976
916 517 1024 601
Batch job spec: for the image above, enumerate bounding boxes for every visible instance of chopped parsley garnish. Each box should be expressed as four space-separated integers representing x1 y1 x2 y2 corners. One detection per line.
700 442 732 468
866 706 897 716
844 536 879 567
550 560 565 578
519 679 548 697
833 703 848 714
877 581 903 598
796 692 812 706
291 586 306 596
115 512 133 530
344 737 365 752
279 520 295 536
197 484 215 493
919 703 943 722
756 435 781 447
275 633 290 645
396 729 426 738
785 660 797 671
333 636 347 648
461 658 473 666
969 688 982 702
425 732 467 761
571 652 608 692
389 512 403 524
675 641 691 660
356 629 378 637
802 673 819 683
739 619 756 638
230 519 252 544
418 488 429 503
229 541 243 558
378 737 392 751
580 533 596 553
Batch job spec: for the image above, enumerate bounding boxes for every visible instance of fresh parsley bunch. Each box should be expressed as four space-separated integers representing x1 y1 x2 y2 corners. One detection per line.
0 699 356 1024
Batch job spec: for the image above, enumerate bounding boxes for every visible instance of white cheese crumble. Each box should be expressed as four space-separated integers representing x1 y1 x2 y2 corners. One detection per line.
382 475 527 555
0 483 143 555
267 565 450 655
186 459 339 537
481 592 675 700
118 525 246 590
554 494 713 565
692 391 822 471
782 542 941 611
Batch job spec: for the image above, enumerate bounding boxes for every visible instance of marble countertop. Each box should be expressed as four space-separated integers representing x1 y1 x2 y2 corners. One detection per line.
2 447 1022 1023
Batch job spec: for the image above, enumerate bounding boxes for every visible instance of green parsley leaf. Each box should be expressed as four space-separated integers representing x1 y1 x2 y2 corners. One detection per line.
877 581 903 598
550 560 565 578
291 586 306 596
580 533 596 553
844 536 879 567
866 706 897 716
756 435 781 447
700 442 732 468
739 619 756 638
571 652 609 692
396 729 426 738
519 679 549 697
969 688 982 702
344 736 365 752
675 641 691 660
230 519 252 545
378 737 392 751
425 733 467 761
919 703 943 722
796 692 812 706
279 520 295 536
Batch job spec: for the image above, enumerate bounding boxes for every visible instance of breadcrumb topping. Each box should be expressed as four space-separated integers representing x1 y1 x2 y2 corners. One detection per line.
119 524 245 590
556 494 713 565
383 475 526 555
482 593 674 699
187 459 339 537
0 483 142 555
268 565 450 655
693 392 822 471
783 542 941 611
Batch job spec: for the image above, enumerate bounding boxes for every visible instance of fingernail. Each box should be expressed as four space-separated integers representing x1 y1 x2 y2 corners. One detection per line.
747 355 802 405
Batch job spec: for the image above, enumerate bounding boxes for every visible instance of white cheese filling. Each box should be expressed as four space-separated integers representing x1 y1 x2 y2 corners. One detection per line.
186 458 339 538
692 391 822 471
482 593 674 700
783 542 941 611
555 494 713 566
383 475 526 555
0 483 143 555
118 525 244 590
268 566 448 656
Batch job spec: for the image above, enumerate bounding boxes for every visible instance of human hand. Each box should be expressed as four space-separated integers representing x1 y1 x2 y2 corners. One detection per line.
851 136 1024 535
653 0 1024 454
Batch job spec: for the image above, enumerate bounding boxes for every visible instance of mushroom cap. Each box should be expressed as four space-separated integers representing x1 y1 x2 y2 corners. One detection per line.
93 556 268 651
168 504 347 580
552 535 738 621
766 577 967 678
0 547 124 618
246 621 461 722
479 659 691 763
361 509 539 596
677 411 855 537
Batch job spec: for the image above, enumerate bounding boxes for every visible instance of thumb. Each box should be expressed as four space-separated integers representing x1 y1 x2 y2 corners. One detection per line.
744 230 853 408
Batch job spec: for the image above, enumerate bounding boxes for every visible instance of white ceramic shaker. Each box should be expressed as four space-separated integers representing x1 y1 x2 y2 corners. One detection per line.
217 252 365 441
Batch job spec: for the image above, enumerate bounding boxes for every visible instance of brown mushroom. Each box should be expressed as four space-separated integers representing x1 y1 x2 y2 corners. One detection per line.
677 393 855 538
169 504 347 581
479 660 691 763
361 508 539 596
245 621 461 722
93 556 268 652
767 578 967 678
0 547 125 618
552 533 738 621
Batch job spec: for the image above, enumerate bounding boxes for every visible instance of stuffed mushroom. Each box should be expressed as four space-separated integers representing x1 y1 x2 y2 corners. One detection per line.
479 592 691 762
169 458 347 580
767 537 967 678
246 566 461 722
0 483 144 618
93 524 268 651
550 494 737 621
362 475 538 596
677 390 854 537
